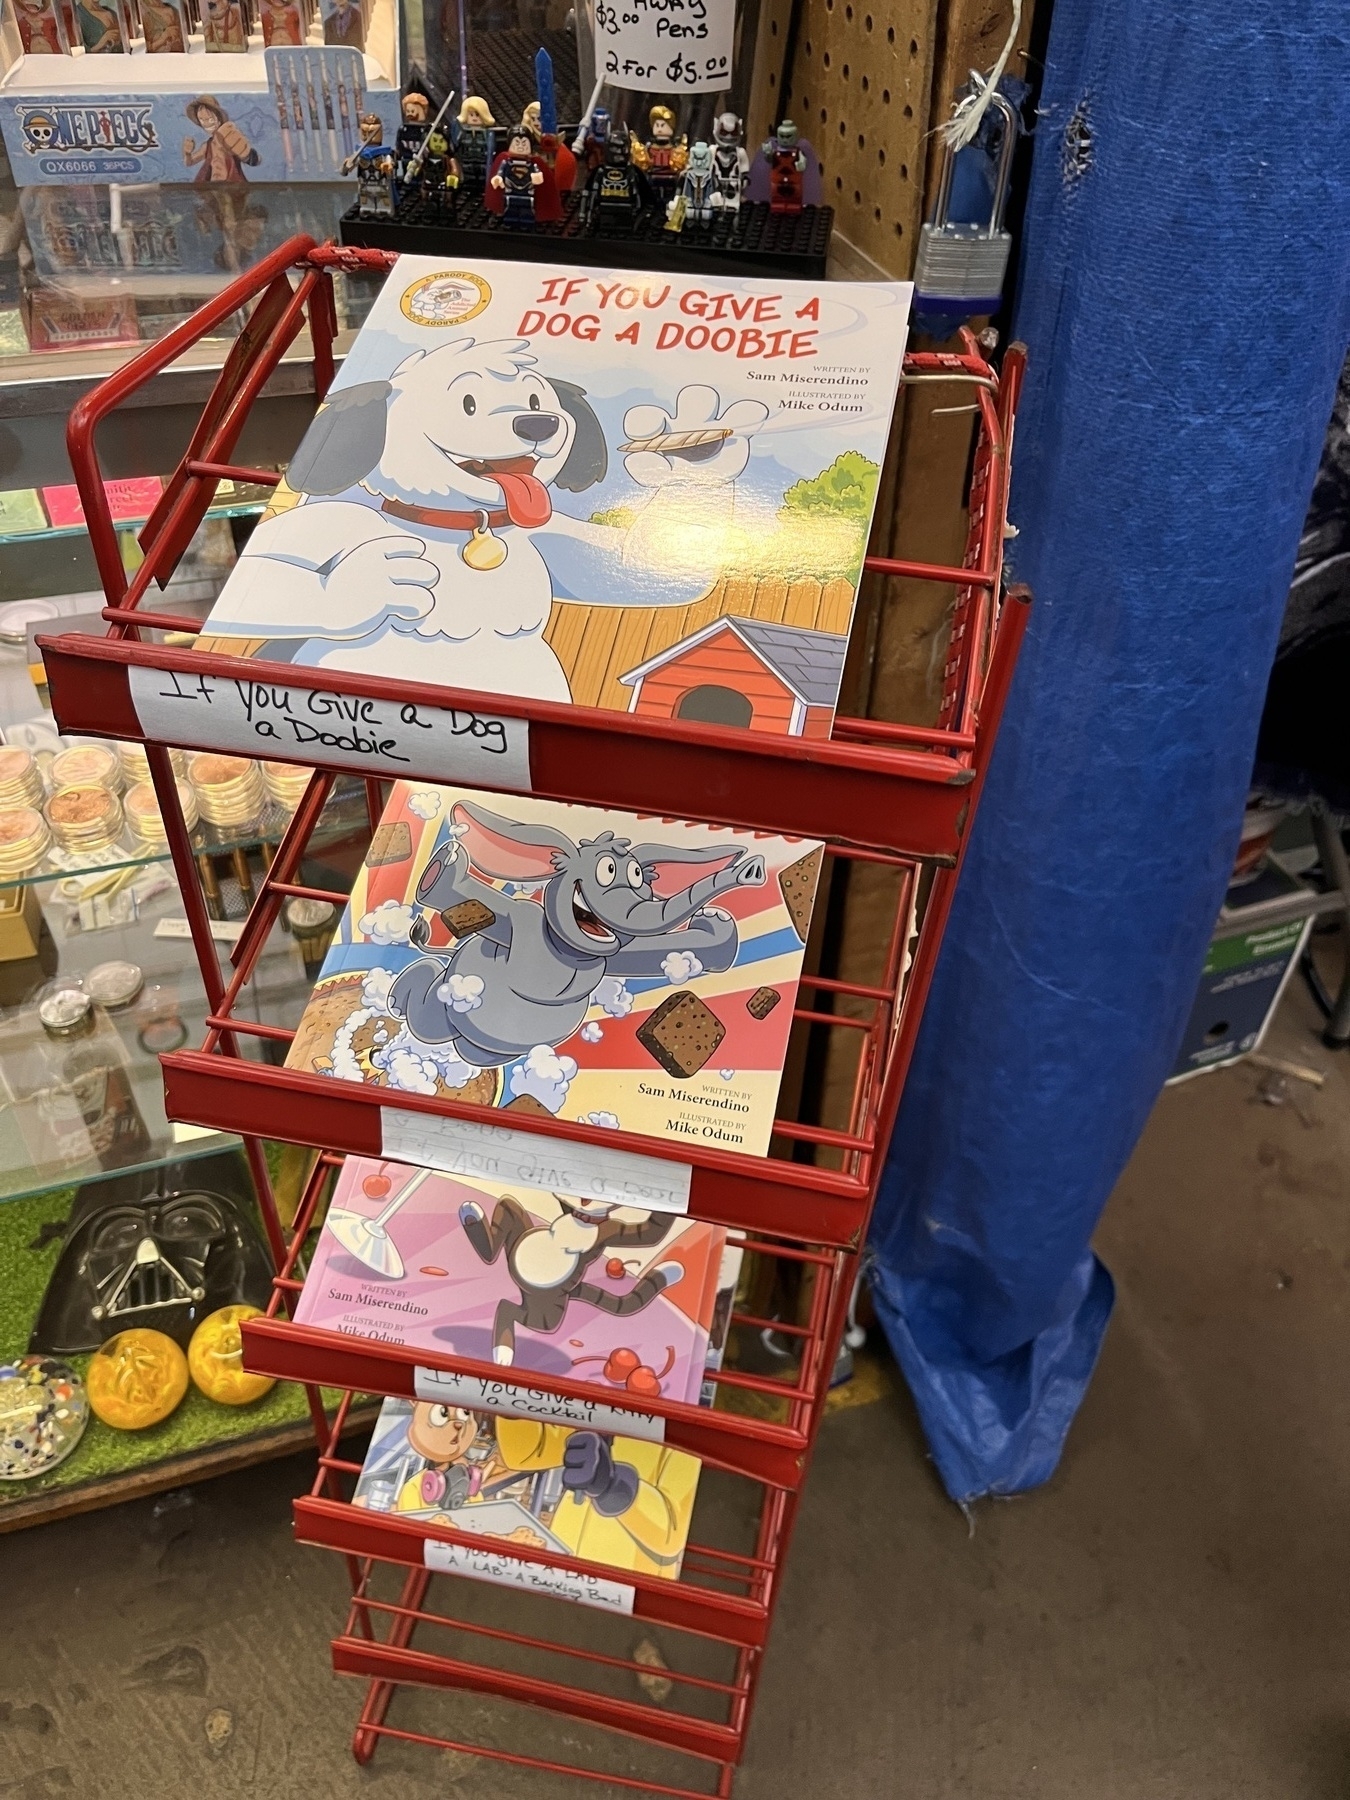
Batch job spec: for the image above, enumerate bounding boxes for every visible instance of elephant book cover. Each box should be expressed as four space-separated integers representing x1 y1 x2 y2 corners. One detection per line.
196 255 912 735
352 1394 701 1600
284 779 824 1156
294 1154 736 1410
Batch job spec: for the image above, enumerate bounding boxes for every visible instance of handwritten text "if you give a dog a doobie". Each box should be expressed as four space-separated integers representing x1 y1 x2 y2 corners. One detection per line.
127 668 532 791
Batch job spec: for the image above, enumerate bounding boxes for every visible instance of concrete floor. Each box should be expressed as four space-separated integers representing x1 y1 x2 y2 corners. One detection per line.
2 968 1347 1800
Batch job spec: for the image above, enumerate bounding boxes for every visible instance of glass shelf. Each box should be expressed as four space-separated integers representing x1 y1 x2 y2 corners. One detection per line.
0 781 372 894
0 497 268 548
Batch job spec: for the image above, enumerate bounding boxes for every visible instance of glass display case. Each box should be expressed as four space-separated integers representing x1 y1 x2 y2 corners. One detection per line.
0 481 377 1527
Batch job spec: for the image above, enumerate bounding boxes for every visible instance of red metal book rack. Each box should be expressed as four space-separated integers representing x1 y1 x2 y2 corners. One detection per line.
45 237 1028 1797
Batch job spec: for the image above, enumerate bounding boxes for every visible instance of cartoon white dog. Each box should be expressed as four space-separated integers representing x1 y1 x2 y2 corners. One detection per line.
208 337 769 701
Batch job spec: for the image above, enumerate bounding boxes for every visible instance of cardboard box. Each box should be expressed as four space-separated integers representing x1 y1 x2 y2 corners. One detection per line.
0 0 398 187
1168 865 1314 1082
21 281 138 349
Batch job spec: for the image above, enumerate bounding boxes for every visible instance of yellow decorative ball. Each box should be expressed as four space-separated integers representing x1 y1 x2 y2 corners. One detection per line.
87 1329 189 1430
188 1306 275 1407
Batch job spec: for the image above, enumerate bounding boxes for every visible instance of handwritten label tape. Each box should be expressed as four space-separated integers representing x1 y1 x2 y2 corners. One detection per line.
128 665 530 793
413 1365 665 1443
423 1536 635 1614
381 1108 691 1215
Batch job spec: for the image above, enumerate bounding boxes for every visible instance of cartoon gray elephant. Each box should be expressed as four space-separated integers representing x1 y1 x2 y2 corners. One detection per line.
386 801 766 1066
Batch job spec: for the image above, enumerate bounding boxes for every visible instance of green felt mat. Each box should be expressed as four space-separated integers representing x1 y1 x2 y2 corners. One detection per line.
0 1177 323 1512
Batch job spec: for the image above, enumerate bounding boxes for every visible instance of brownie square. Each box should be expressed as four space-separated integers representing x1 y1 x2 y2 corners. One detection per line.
778 847 823 942
637 990 726 1079
747 986 781 1020
441 898 496 938
367 821 413 867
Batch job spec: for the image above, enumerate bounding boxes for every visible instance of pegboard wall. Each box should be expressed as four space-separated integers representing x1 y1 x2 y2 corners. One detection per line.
785 0 939 278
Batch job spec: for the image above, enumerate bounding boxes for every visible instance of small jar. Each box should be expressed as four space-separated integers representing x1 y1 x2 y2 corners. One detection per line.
0 805 52 877
117 742 187 786
50 743 122 795
262 760 313 814
37 983 94 1040
44 784 124 853
124 779 200 847
187 754 266 829
0 747 45 810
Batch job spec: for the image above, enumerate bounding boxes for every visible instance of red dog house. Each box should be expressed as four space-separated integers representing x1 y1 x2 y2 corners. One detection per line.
619 618 848 738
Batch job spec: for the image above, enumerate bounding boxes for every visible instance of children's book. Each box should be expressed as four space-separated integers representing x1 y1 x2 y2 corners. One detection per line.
285 780 823 1158
353 1394 701 1606
196 254 912 737
296 1154 731 1410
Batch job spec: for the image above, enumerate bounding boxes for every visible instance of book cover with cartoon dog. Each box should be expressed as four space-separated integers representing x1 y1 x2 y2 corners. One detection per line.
352 1394 701 1593
197 255 912 734
295 1154 732 1407
285 779 823 1156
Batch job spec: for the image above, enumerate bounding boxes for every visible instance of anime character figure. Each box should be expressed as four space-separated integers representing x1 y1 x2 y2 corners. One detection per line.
395 88 431 187
321 0 364 46
454 96 496 192
750 119 823 212
13 0 67 54
486 128 561 230
140 0 187 51
201 0 247 50
456 1192 682 1365
259 0 303 43
74 0 124 51
342 111 395 217
710 111 748 218
211 340 769 695
666 139 714 231
631 105 687 208
387 800 764 1063
580 123 642 233
183 98 260 181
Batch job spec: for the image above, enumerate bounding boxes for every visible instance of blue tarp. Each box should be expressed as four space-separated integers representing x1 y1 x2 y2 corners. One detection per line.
869 0 1350 1501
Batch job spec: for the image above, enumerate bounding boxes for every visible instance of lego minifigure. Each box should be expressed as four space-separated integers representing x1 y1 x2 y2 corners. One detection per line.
519 100 542 147
575 104 612 184
395 88 431 189
454 96 497 192
666 139 715 232
750 119 824 212
581 122 643 233
486 126 562 229
419 126 461 214
342 111 396 218
710 111 748 218
631 104 687 209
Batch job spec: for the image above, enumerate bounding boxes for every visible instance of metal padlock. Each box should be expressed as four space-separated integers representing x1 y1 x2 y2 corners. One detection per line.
914 89 1016 315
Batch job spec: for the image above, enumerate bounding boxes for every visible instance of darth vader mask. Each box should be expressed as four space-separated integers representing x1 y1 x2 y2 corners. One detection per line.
29 1157 273 1355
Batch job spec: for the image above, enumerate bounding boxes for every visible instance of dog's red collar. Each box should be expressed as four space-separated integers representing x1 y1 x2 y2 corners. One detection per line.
381 497 510 531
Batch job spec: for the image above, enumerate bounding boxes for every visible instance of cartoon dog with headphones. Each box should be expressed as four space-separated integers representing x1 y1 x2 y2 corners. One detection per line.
206 336 769 701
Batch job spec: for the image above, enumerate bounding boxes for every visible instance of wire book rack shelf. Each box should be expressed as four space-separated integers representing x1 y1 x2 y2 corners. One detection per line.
46 236 1027 1797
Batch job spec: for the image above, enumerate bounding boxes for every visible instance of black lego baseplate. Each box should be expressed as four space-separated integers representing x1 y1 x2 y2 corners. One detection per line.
339 189 835 281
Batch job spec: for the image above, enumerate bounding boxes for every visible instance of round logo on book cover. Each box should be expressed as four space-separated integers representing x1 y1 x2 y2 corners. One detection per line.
400 272 492 327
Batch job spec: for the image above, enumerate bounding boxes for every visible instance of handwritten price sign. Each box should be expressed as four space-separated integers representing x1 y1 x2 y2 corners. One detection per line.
127 665 532 793
594 0 733 93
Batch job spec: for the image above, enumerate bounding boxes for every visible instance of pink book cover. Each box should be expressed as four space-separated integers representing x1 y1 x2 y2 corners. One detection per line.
284 782 823 1158
41 476 162 530
295 1156 729 1407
